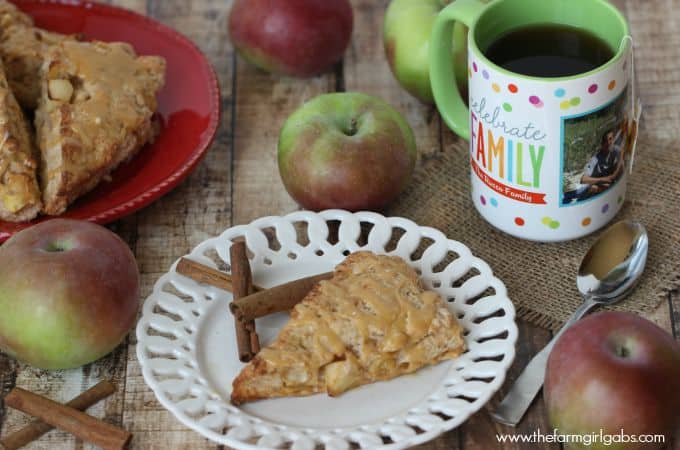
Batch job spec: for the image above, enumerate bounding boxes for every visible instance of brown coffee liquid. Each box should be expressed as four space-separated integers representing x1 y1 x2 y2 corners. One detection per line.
484 24 615 77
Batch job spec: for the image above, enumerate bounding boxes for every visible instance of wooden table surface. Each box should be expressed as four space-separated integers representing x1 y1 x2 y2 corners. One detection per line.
1 0 678 449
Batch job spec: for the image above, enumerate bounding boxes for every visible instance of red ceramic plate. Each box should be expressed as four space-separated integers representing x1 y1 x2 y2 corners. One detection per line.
0 0 220 242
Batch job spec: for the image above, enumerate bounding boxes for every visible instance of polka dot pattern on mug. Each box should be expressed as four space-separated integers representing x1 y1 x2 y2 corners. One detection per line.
480 195 487 206
560 97 581 110
542 216 560 229
490 197 498 207
602 204 610 214
470 62 619 115
529 95 543 108
582 217 592 226
514 217 525 226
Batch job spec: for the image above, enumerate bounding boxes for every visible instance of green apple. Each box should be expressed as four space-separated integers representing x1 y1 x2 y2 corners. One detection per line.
278 92 416 211
384 0 472 103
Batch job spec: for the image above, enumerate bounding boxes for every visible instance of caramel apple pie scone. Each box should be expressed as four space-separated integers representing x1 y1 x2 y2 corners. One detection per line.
0 0 79 109
0 60 41 222
1 25 79 109
231 251 466 405
35 40 166 215
0 0 32 31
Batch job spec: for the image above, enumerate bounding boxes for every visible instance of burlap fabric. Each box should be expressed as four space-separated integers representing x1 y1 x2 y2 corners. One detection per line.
387 129 679 332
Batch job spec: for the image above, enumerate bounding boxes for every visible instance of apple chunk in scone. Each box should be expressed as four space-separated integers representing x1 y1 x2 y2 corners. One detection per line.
34 40 166 215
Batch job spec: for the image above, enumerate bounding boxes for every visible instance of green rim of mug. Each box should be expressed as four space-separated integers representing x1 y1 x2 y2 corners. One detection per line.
430 0 631 139
469 0 630 82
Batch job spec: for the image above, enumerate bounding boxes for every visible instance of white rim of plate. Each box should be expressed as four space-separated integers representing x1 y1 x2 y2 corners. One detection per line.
136 210 518 450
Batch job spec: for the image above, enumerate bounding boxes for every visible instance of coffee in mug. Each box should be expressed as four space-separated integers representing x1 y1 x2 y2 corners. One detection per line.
484 24 614 78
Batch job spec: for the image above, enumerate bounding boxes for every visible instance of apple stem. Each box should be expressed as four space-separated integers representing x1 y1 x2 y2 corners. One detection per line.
46 243 66 253
348 117 358 136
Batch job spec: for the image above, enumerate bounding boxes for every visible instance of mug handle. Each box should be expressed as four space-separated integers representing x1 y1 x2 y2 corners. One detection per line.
430 0 487 140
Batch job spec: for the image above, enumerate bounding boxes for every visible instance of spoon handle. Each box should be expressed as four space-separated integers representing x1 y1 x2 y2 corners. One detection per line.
490 298 598 427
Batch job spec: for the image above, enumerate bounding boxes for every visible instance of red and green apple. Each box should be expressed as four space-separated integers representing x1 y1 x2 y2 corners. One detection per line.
229 0 353 77
545 311 680 450
0 219 140 370
278 92 417 211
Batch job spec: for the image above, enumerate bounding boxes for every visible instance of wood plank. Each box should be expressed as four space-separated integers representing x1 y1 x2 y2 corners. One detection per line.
117 1 236 449
647 296 675 334
412 434 461 450
671 292 680 340
230 55 335 225
461 321 560 450
0 357 17 433
619 0 680 140
669 291 679 450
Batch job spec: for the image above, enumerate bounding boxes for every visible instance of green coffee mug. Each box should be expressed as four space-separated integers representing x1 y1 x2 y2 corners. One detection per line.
430 0 632 242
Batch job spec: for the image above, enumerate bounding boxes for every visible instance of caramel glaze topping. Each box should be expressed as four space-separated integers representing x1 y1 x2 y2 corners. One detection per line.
253 252 465 398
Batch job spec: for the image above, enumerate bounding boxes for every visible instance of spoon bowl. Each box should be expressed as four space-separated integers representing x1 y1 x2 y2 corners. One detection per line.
577 220 648 303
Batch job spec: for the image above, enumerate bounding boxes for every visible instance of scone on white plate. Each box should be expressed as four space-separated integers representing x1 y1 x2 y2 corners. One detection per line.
231 251 466 405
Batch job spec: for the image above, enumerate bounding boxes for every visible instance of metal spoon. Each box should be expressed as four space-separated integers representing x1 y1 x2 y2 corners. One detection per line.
491 220 648 427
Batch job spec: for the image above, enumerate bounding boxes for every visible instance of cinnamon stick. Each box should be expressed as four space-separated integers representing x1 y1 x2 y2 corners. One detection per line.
230 272 333 322
229 242 260 361
177 255 332 322
3 387 131 450
1 381 116 450
176 258 263 292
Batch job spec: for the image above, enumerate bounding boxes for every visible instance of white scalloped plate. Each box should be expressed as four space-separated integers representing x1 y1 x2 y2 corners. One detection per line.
136 210 518 450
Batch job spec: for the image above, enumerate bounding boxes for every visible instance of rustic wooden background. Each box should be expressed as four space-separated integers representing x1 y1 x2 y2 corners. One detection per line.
1 0 678 449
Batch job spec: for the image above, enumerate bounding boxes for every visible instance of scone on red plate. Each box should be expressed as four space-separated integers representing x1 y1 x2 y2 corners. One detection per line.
1 25 79 109
0 0 32 30
231 251 466 405
0 0 79 109
35 40 166 215
0 59 41 222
